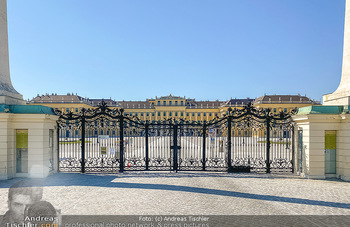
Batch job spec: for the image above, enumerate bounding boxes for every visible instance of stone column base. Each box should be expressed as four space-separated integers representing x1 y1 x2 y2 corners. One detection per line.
0 95 26 105
323 93 350 106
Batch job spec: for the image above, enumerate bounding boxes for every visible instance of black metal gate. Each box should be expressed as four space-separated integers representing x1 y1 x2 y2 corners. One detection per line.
57 102 295 173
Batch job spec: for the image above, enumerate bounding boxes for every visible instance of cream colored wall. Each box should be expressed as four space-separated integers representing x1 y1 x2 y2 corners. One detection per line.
0 113 59 180
0 114 14 179
338 115 350 181
292 114 350 181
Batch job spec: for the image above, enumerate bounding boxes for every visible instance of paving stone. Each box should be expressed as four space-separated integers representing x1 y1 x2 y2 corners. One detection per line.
0 172 350 215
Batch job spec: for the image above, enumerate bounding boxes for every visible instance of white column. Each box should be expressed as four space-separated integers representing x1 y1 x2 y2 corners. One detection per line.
336 0 350 94
0 0 24 104
323 0 350 105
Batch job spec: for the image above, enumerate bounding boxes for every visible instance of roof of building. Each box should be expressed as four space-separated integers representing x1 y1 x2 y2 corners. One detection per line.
154 94 186 100
187 100 225 109
118 101 153 109
29 93 88 104
254 94 320 104
0 104 57 115
88 99 119 107
225 98 254 106
296 105 349 115
28 94 321 110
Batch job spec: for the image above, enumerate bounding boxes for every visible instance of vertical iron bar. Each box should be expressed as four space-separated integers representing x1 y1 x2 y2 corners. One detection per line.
81 116 86 173
227 116 232 170
173 124 178 172
291 124 295 173
145 123 149 170
119 116 124 172
57 122 60 172
266 117 271 173
202 124 206 171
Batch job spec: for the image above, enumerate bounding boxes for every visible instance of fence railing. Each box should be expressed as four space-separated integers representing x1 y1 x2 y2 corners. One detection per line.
56 101 296 173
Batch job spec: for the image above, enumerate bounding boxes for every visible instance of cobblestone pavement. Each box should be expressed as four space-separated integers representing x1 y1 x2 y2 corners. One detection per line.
1 172 350 215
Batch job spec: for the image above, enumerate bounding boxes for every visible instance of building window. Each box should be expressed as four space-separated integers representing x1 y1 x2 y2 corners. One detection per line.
175 101 178 106
66 108 69 112
75 108 79 112
129 113 132 116
135 113 138 116
209 113 212 116
192 113 195 116
198 113 200 116
163 101 166 106
158 112 160 116
284 108 288 112
181 112 183 117
169 112 172 116
274 108 277 113
146 112 149 116
152 112 155 116
163 112 166 116
158 101 160 106
181 101 184 106
169 101 172 106
175 112 178 116
187 113 189 117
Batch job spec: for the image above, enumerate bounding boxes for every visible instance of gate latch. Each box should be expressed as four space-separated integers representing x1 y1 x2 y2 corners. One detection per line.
170 145 181 150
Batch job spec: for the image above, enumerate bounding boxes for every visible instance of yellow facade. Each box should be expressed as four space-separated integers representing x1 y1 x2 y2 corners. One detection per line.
29 102 91 114
28 94 320 122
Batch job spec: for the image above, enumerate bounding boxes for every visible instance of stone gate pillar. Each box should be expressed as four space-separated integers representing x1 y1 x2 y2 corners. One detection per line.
0 0 59 180
295 0 350 181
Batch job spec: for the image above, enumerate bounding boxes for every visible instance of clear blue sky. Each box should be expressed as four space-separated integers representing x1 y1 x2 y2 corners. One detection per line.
6 0 346 102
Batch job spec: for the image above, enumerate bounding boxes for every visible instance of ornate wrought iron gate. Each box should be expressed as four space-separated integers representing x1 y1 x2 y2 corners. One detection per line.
57 102 295 173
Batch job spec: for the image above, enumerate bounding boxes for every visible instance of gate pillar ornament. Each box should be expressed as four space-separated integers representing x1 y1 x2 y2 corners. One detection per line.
0 0 25 105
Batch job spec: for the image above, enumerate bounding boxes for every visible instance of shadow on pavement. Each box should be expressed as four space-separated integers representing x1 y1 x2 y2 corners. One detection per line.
1 172 349 210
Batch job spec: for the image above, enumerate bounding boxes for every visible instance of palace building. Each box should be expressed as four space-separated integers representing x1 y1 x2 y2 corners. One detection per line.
28 93 320 121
